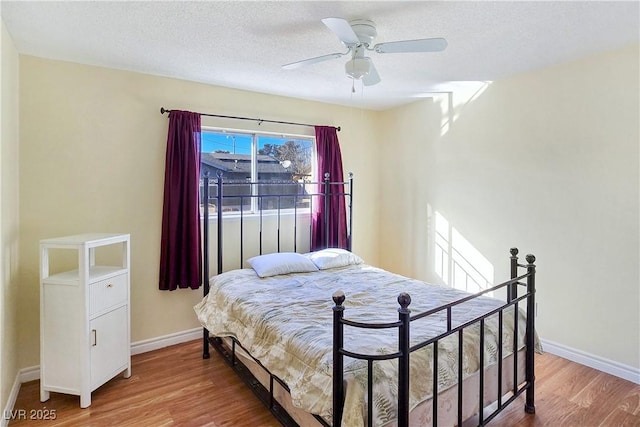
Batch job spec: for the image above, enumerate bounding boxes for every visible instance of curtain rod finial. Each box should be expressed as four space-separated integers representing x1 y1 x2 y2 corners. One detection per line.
160 107 170 115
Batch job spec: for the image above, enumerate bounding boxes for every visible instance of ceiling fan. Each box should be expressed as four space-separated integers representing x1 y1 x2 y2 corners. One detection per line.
282 17 447 86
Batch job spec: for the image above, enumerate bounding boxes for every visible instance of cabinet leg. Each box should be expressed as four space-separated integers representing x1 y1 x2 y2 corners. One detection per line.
80 394 91 408
40 389 50 403
124 366 131 378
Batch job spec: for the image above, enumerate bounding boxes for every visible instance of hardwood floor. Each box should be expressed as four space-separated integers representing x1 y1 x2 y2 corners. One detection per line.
9 340 640 426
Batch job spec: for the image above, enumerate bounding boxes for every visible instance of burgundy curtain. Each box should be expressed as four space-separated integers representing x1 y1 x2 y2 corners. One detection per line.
311 126 348 251
159 111 202 290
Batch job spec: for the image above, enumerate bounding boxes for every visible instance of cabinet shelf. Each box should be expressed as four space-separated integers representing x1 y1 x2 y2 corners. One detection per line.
43 266 128 286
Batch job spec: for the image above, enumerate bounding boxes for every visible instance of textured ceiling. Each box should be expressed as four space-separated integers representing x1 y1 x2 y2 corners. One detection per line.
1 1 638 110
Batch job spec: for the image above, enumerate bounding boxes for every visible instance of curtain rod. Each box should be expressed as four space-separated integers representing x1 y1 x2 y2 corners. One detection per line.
160 107 340 132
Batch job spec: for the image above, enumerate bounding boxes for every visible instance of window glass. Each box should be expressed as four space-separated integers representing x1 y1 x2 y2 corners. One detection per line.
200 129 314 214
257 136 313 182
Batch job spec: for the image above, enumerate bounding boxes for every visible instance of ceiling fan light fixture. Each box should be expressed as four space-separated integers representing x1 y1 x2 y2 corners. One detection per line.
345 57 370 80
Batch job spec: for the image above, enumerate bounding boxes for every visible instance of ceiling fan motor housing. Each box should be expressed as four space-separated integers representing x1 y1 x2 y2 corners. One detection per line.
349 20 377 47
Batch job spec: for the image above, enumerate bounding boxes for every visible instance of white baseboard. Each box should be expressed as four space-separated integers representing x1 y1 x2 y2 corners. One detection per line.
541 338 640 385
2 327 204 424
1 373 21 427
1 365 40 426
17 365 40 384
130 327 202 355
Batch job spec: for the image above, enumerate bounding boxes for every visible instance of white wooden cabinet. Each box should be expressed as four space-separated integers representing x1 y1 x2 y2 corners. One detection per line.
39 233 131 408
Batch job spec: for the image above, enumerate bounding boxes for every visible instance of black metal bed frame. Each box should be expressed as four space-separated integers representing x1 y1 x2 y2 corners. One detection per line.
199 172 536 427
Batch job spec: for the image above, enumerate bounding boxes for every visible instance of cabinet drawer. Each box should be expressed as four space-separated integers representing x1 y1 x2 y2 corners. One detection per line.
89 274 127 315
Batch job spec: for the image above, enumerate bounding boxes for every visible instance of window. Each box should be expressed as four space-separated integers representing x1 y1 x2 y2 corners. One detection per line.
200 128 315 214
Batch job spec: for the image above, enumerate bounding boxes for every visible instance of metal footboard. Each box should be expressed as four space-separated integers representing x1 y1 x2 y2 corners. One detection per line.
332 249 536 427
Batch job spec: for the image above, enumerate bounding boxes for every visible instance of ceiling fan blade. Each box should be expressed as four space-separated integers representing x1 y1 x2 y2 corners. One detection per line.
282 52 346 70
322 17 360 45
374 37 448 54
363 59 381 86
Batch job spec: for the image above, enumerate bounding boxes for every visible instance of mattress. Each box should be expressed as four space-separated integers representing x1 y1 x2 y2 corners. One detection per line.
194 264 535 426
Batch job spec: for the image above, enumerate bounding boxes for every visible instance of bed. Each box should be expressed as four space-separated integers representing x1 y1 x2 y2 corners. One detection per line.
194 173 538 426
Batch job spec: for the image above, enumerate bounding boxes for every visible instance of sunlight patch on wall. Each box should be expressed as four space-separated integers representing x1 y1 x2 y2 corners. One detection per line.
419 81 492 136
434 211 450 284
433 210 494 295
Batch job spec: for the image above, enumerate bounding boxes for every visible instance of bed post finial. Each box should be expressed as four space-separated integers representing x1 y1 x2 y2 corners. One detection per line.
397 292 411 312
526 254 536 265
332 289 346 306
510 247 519 257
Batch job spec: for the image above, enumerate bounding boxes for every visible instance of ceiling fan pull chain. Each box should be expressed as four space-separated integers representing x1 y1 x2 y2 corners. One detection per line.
351 79 356 93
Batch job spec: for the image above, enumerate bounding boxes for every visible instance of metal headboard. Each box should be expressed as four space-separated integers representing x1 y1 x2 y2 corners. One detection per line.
201 172 353 358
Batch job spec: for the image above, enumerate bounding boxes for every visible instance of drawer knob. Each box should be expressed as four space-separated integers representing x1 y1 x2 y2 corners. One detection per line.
107 284 113 288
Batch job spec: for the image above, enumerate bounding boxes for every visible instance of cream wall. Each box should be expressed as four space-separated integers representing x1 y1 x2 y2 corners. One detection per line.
17 56 380 368
377 44 640 370
1 19 20 411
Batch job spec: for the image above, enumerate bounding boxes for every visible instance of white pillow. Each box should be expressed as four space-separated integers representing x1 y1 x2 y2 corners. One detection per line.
247 252 319 278
306 248 364 270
